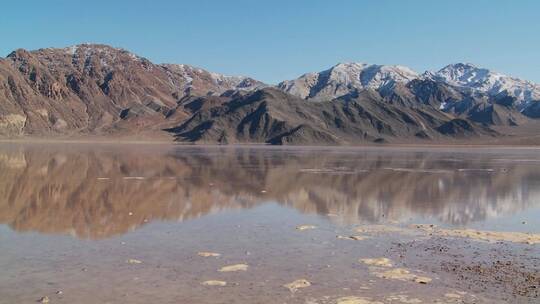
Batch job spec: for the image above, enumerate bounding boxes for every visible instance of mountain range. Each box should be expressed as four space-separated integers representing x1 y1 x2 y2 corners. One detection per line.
1 44 539 144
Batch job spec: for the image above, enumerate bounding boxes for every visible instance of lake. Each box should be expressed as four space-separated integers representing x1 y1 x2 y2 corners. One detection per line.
0 144 539 303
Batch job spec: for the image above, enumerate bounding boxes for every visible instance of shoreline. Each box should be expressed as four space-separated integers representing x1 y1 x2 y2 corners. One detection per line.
1 137 540 149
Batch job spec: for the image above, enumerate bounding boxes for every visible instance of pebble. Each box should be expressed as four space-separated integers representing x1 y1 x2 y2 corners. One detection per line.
359 257 393 267
202 280 227 286
337 235 366 241
126 259 142 264
444 293 462 299
219 264 248 272
283 279 311 292
414 276 432 284
336 296 383 304
197 252 221 257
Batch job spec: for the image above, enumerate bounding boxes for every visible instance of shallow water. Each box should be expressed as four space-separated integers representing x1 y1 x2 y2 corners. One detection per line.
0 144 539 303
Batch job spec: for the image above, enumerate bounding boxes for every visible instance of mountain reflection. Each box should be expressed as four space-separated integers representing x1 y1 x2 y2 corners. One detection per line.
0 144 539 239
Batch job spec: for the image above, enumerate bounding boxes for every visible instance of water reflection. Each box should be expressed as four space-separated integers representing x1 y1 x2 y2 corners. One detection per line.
0 144 539 239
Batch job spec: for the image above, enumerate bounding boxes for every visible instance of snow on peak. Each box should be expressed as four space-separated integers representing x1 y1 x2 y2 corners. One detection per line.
59 44 144 63
161 63 264 95
427 63 540 105
278 62 419 99
327 62 418 87
164 64 253 85
64 45 79 55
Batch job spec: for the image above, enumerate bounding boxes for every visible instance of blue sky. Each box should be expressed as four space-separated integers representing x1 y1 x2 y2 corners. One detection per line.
1 0 539 84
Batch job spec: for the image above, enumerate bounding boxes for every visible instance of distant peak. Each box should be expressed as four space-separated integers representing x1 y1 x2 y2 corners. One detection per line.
65 43 120 50
443 62 479 69
436 62 495 77
20 43 139 59
437 63 488 75
332 62 369 68
429 62 540 103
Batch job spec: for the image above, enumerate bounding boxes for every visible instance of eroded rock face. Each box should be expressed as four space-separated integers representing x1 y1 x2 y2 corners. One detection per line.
0 44 264 137
167 87 496 144
0 114 26 136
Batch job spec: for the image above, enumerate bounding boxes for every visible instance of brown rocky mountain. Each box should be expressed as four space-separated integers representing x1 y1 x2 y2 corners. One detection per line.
0 44 538 144
167 87 496 144
0 44 263 138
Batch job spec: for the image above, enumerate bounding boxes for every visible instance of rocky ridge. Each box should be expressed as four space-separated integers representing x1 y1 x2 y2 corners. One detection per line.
0 44 538 144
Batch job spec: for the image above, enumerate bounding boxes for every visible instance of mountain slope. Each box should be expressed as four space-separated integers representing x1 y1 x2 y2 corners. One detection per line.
0 44 263 137
166 87 496 144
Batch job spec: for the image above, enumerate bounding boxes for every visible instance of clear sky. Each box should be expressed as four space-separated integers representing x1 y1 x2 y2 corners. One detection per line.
1 0 539 84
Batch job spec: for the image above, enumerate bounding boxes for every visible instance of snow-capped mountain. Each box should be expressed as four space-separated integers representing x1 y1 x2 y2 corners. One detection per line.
1 43 539 142
426 63 540 107
278 62 419 100
279 62 540 108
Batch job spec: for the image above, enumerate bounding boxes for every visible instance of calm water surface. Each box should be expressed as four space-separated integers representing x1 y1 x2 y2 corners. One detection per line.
0 144 539 303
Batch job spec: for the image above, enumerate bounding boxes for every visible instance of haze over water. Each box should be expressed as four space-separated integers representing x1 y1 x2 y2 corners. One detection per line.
0 144 539 303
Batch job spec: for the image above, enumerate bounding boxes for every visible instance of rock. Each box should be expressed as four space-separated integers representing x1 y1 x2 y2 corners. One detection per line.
336 296 383 304
197 252 221 257
413 276 432 284
359 258 393 267
444 293 462 299
126 259 142 264
296 225 317 231
218 264 248 272
283 279 311 292
38 296 50 303
201 280 227 287
372 268 431 284
337 235 366 241
385 295 422 303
